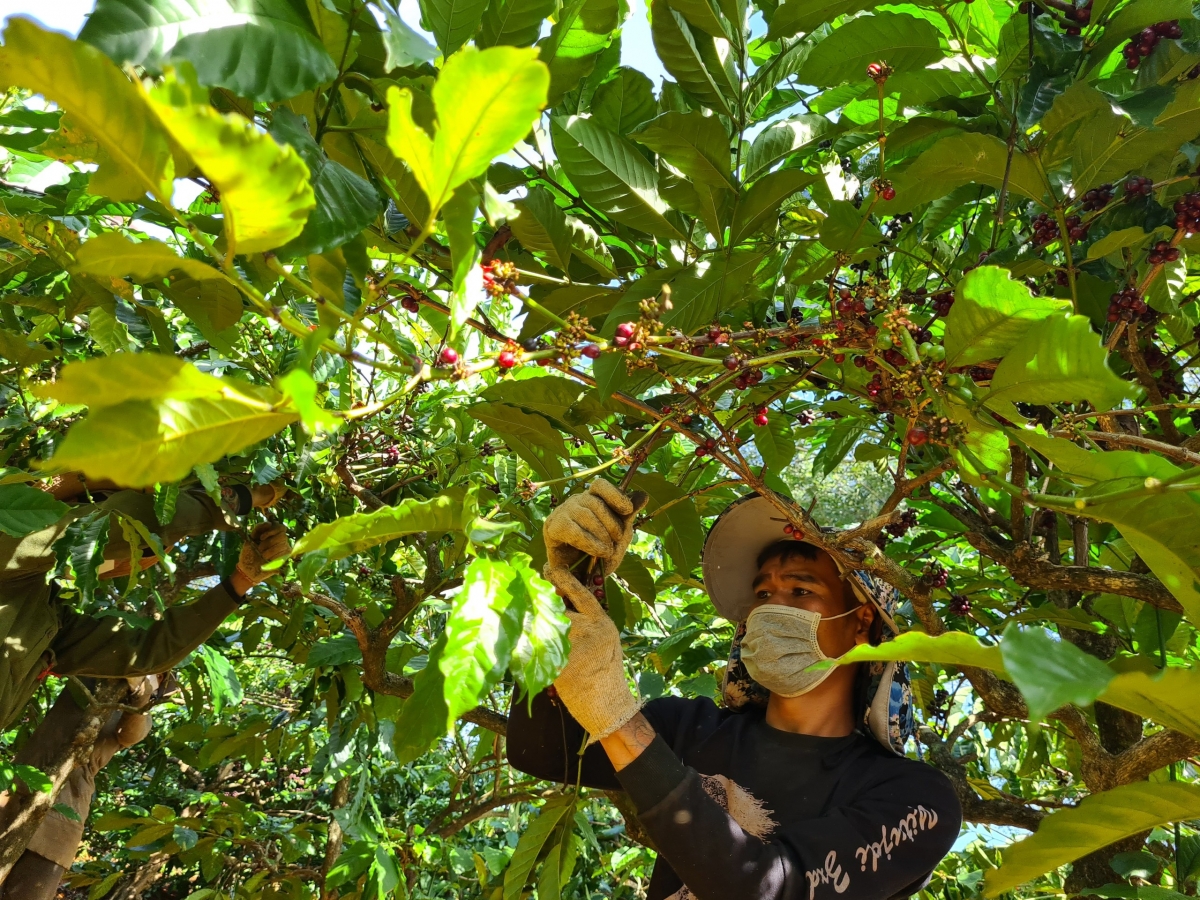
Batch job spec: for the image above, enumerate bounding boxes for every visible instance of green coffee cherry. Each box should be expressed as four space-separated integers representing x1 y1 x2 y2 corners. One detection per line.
946 373 965 389
927 345 946 362
918 341 934 358
874 333 894 349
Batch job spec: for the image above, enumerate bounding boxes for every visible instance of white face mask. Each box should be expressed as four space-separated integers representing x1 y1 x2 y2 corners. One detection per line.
738 603 859 698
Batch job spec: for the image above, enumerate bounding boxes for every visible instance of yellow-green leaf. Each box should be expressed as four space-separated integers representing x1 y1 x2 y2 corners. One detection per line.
0 18 174 202
985 783 1200 896
76 233 225 283
838 630 1007 671
146 69 314 254
386 45 549 221
1100 665 1200 742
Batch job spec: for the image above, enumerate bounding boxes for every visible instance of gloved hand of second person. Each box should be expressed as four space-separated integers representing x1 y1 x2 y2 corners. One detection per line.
544 565 641 741
233 523 290 590
543 479 648 577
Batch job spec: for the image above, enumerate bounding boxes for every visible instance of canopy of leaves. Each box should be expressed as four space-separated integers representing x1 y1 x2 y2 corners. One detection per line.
2 0 1200 896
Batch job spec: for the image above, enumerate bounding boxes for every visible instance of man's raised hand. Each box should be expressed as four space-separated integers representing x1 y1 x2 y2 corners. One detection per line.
230 523 290 597
543 479 648 578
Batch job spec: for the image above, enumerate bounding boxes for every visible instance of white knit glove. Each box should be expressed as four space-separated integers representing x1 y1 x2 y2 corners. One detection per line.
545 565 641 741
543 480 648 578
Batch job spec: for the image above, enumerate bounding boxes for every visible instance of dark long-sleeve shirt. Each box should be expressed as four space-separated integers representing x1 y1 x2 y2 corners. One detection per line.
508 691 962 900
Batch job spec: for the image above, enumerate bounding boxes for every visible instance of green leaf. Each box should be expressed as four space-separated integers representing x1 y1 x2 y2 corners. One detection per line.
392 634 451 765
387 45 549 220
479 0 555 47
468 402 569 481
730 170 815 244
944 266 1073 367
891 133 1044 210
510 553 571 698
630 471 703 574
420 0 490 54
444 183 483 335
79 0 338 102
0 329 56 367
999 624 1116 720
0 483 68 538
509 187 574 272
55 510 110 605
481 375 586 432
818 199 875 252
198 644 244 716
984 313 1135 412
551 115 686 241
0 18 174 202
441 557 528 723
291 488 474 559
36 354 239 409
838 630 1007 671
147 68 315 255
797 13 944 88
1086 226 1154 261
503 795 576 900
632 111 736 192
537 0 621 104
76 233 224 284
650 0 733 115
377 2 439 68
1100 665 1200 743
661 250 764 335
269 109 381 258
42 393 297 489
768 0 880 39
752 413 796 472
14 764 53 794
592 67 659 135
984 783 1200 896
946 401 1011 487
667 0 730 37
567 217 617 277
162 276 245 335
813 419 865 476
276 369 339 435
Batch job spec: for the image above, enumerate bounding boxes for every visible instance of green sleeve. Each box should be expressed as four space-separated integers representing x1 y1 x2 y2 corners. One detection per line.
50 581 242 677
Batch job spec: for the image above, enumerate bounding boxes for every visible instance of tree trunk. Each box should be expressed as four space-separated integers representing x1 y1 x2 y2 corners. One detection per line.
319 776 352 899
0 680 128 883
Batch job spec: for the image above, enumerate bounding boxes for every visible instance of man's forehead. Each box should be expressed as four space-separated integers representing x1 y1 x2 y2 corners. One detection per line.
753 554 839 583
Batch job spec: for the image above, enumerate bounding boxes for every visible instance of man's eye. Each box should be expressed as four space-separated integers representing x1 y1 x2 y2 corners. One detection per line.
756 590 771 599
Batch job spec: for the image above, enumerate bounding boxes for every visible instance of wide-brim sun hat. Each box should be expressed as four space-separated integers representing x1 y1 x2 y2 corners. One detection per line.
702 493 915 755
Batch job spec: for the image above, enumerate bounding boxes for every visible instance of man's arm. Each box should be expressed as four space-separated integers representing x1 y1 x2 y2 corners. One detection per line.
599 711 658 771
506 689 624 790
612 737 962 900
50 579 243 677
51 523 289 678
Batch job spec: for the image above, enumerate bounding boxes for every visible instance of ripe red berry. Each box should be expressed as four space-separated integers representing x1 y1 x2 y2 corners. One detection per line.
908 427 929 446
833 353 846 363
681 414 693 425
497 350 517 369
723 354 742 371
881 186 896 201
754 412 769 427
615 322 635 339
581 343 601 359
594 588 605 599
784 523 794 534
695 446 708 457
593 575 603 586
439 347 459 365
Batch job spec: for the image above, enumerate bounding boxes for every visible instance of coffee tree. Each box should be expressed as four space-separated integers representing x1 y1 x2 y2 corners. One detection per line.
1 0 1200 895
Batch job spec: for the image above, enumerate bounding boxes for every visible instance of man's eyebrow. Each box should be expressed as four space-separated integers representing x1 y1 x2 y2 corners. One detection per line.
752 571 824 589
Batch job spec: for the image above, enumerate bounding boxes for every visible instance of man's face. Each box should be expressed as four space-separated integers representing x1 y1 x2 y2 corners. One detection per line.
749 551 874 658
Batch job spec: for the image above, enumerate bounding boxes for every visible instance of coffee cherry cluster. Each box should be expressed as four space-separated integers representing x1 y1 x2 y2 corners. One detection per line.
923 562 949 589
1124 176 1154 200
948 594 972 616
1173 192 1200 233
1030 212 1059 247
694 436 717 457
752 407 770 427
734 367 765 390
885 509 919 539
1148 240 1180 265
497 347 517 369
384 445 401 464
1079 183 1113 211
438 347 459 365
931 291 954 316
1123 21 1181 68
866 372 886 400
400 295 421 314
481 260 519 298
795 409 817 426
1107 286 1147 322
